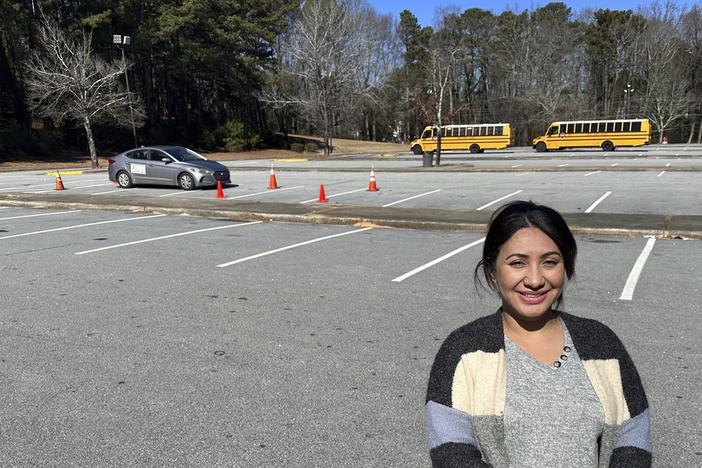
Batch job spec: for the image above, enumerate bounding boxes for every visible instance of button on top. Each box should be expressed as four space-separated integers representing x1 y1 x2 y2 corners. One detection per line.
563 346 572 352
560 354 568 360
553 361 562 368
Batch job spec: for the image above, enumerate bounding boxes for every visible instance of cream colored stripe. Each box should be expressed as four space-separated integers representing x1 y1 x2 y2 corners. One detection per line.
582 359 630 425
452 350 506 416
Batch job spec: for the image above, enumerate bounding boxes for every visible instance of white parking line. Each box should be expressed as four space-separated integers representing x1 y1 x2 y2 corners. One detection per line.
76 221 263 255
0 210 81 221
0 214 166 240
511 164 522 168
217 227 373 267
657 171 666 177
227 186 303 200
28 182 114 194
0 183 49 192
299 187 366 204
382 189 441 207
558 164 569 167
666 163 671 167
516 173 529 177
159 190 187 198
620 236 656 300
392 238 486 282
92 188 123 195
584 171 601 177
610 163 619 167
584 191 612 213
476 190 523 211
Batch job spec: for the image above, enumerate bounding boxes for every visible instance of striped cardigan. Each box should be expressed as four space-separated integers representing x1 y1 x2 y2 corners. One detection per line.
425 311 651 468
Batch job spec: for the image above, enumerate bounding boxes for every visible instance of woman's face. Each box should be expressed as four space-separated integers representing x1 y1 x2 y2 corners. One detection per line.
494 227 565 321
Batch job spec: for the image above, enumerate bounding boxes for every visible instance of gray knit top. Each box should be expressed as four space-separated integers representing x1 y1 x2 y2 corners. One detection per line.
504 321 604 467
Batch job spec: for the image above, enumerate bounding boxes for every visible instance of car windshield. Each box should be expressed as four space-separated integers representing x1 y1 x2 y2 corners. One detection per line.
164 147 207 162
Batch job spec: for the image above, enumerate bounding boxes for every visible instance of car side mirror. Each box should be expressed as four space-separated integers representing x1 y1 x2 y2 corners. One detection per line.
161 158 171 163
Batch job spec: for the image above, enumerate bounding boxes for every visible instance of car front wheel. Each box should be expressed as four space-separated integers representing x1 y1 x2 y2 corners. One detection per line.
117 171 133 188
178 172 195 190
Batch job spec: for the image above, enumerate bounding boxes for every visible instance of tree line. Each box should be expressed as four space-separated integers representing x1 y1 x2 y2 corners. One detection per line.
1 0 701 162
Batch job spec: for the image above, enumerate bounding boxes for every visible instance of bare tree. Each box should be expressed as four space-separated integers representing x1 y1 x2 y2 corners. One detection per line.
25 18 142 168
263 0 369 154
641 2 692 142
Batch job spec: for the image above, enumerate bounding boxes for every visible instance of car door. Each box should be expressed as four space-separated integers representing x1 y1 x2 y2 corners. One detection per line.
146 150 180 185
126 150 148 182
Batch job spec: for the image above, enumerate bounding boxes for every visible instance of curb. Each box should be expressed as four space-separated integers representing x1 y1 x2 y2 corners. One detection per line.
1 194 700 240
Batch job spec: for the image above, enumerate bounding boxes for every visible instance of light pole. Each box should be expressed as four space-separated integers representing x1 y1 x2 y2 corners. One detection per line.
624 83 634 118
113 34 138 147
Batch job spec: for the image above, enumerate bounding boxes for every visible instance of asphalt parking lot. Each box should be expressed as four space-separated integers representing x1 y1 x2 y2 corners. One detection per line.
1 146 700 466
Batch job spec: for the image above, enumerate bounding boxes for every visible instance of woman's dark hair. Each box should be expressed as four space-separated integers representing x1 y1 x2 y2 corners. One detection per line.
474 200 577 309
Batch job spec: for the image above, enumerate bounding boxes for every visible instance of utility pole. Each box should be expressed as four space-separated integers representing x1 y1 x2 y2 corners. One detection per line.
624 83 634 118
113 34 138 147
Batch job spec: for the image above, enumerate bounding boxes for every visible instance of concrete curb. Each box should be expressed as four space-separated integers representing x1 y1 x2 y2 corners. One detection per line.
1 193 700 240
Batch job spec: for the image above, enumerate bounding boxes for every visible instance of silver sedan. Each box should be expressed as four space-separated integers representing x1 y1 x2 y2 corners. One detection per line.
108 146 231 190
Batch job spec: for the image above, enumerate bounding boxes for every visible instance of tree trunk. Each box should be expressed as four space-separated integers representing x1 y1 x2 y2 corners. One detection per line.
83 116 98 168
697 119 702 144
687 122 696 144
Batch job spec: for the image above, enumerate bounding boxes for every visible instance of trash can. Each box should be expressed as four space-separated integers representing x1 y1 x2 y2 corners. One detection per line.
422 152 433 167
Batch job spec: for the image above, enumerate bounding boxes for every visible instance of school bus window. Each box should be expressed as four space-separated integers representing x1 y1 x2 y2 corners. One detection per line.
632 121 641 132
567 123 574 133
575 123 582 133
495 126 503 136
623 122 631 132
597 122 605 132
548 126 558 136
606 122 614 132
615 122 622 132
487 126 494 136
583 123 590 133
458 127 464 137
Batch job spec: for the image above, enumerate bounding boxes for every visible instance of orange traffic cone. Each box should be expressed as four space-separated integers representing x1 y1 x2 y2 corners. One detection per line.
367 166 379 192
55 171 65 190
216 180 225 199
268 163 279 189
318 184 328 202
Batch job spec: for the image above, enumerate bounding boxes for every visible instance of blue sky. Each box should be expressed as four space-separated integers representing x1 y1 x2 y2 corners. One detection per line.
367 1 696 26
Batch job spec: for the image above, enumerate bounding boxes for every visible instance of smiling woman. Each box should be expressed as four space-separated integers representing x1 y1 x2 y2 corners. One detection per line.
424 201 652 468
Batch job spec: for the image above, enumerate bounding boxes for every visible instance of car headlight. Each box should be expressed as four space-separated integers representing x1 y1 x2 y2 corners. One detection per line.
190 167 212 174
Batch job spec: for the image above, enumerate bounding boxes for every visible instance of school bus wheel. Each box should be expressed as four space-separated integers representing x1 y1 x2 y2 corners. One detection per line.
470 144 481 154
601 140 615 151
411 145 423 155
535 141 547 152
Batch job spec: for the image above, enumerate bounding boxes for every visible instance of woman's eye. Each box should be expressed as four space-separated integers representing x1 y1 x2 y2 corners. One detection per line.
544 259 559 266
509 261 525 267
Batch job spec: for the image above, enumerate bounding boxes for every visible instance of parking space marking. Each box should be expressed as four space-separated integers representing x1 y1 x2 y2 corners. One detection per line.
217 227 373 267
92 188 122 195
610 163 619 167
511 164 522 168
392 238 485 282
620 236 656 301
299 188 366 204
584 191 612 213
158 190 188 198
666 163 671 167
584 171 601 177
75 221 263 255
28 182 114 193
476 190 523 211
0 214 166 240
227 186 303 200
0 183 50 192
382 189 441 207
657 171 665 177
0 210 81 221
558 163 569 167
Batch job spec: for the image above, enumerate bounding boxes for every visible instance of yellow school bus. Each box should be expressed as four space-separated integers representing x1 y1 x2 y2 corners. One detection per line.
532 119 651 152
410 123 511 154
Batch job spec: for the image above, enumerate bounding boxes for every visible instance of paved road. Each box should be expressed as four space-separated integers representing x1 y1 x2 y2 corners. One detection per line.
0 148 700 466
0 208 700 466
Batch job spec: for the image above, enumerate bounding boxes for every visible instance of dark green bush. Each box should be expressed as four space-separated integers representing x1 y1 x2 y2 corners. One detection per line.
290 142 305 152
214 120 261 151
304 142 317 152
